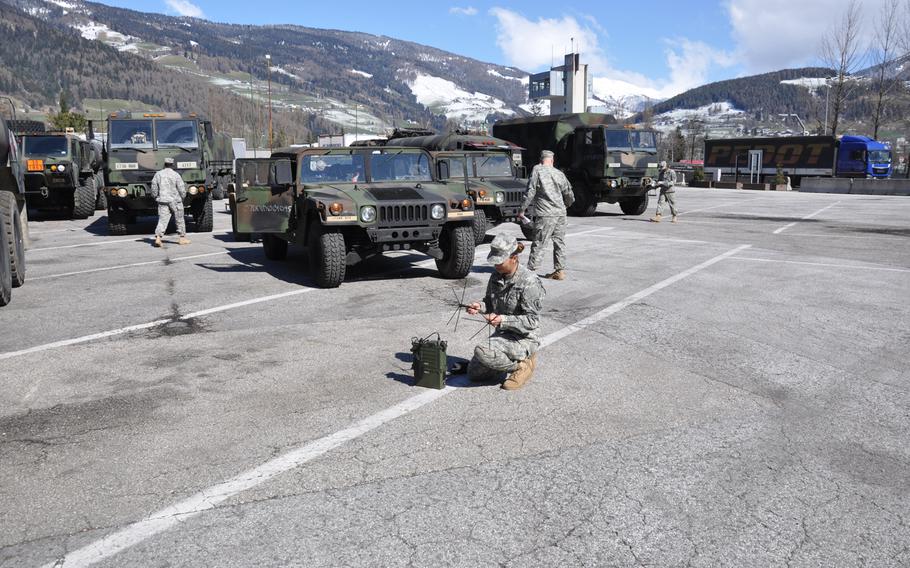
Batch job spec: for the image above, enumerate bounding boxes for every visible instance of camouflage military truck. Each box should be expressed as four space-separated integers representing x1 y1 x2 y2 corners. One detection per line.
16 121 100 220
208 131 235 200
232 147 476 288
493 113 660 217
0 110 28 306
384 132 528 245
102 111 221 235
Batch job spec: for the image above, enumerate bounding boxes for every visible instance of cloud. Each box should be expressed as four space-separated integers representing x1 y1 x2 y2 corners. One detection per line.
489 8 608 72
449 6 478 16
164 0 204 18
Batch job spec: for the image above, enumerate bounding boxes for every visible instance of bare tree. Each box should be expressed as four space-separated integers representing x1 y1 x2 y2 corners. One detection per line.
869 0 902 139
819 0 864 136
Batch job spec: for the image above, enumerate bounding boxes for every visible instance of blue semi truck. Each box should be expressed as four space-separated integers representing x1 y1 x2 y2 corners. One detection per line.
704 135 893 185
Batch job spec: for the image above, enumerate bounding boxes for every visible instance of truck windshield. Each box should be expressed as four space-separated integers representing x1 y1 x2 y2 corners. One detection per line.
631 131 657 150
23 136 67 157
605 130 632 151
868 150 891 163
475 155 512 177
371 152 431 182
156 120 199 149
300 154 365 183
109 120 154 148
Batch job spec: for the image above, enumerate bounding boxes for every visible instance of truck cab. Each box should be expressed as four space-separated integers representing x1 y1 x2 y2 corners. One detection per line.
837 135 892 178
20 132 98 219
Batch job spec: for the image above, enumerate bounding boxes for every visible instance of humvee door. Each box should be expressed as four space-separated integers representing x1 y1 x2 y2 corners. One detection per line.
234 158 294 234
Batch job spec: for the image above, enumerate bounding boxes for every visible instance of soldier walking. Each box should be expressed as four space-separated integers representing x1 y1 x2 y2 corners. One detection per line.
520 150 574 280
466 234 545 391
650 160 679 223
151 158 190 247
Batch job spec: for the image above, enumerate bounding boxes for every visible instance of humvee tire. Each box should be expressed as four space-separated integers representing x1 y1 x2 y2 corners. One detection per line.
72 183 95 219
435 224 473 279
0 212 10 306
308 223 345 288
192 193 214 232
471 208 488 246
568 182 597 217
108 211 128 235
262 234 287 260
620 194 649 215
0 192 25 288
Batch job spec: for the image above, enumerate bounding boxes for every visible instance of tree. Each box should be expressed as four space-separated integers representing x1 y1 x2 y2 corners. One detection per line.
47 91 87 132
819 0 863 136
528 98 544 117
670 126 686 162
869 0 901 139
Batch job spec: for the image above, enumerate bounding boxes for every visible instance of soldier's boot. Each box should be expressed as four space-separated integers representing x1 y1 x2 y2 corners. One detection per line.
671 215 679 223
502 357 535 391
153 236 163 248
545 270 566 280
650 214 662 223
178 236 191 245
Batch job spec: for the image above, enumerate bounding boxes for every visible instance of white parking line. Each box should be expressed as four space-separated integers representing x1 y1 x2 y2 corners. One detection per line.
29 251 236 281
28 238 142 252
773 201 840 234
729 256 910 273
42 243 748 568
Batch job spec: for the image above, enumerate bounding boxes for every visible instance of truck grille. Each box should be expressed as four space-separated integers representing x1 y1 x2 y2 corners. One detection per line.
873 167 889 175
378 203 430 227
505 190 523 205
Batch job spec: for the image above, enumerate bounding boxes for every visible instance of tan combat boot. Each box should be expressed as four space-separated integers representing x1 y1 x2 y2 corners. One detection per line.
153 236 163 248
545 270 566 280
178 236 191 245
650 214 662 223
671 215 678 223
502 356 535 390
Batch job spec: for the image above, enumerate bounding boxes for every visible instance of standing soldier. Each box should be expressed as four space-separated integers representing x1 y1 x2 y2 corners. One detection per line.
520 150 574 280
650 160 679 223
151 158 190 247
466 234 545 391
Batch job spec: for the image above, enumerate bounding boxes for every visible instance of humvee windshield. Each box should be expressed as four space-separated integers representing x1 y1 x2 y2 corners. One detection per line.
371 152 431 182
300 154 365 183
156 120 199 148
23 136 68 157
475 155 512 177
110 120 154 148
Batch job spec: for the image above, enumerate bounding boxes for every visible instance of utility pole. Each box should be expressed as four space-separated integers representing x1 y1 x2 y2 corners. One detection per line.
266 54 273 151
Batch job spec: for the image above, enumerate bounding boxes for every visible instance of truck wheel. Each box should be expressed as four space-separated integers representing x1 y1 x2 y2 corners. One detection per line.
0 212 11 307
435 223 474 279
108 210 128 235
192 193 214 232
262 234 288 260
619 194 649 215
72 183 96 219
0 192 26 288
471 208 488 245
308 222 346 288
567 184 597 217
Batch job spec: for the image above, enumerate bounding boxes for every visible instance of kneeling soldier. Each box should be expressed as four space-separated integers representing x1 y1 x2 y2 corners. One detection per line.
466 234 546 390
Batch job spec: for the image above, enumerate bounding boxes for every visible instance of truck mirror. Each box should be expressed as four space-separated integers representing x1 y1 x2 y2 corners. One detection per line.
270 159 293 186
437 161 449 179
203 121 214 142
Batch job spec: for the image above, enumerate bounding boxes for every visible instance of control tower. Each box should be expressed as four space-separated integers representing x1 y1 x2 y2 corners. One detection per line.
527 52 592 115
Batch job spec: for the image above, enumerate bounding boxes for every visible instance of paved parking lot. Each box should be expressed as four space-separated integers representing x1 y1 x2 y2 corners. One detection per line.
1 188 908 567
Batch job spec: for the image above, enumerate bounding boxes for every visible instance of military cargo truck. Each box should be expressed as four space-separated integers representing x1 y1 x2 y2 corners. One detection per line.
493 113 660 216
0 110 28 306
19 125 100 219
208 131 235 200
384 132 528 245
102 111 221 235
232 147 476 288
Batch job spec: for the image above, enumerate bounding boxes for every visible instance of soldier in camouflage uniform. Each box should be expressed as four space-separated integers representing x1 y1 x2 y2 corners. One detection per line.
151 158 190 247
650 160 679 223
466 234 546 390
520 150 574 280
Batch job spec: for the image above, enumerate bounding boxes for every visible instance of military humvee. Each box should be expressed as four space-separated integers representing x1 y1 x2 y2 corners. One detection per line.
18 124 100 219
384 133 528 245
494 113 660 216
233 147 476 288
102 111 222 235
0 109 29 306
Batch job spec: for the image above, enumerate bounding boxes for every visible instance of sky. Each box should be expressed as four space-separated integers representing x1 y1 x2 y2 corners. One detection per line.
102 0 891 100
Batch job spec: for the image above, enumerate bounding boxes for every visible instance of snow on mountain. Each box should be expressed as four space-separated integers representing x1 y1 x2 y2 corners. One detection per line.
487 68 524 82
73 20 130 43
407 73 515 123
270 66 301 82
46 0 77 9
652 102 745 132
350 69 373 78
781 77 829 89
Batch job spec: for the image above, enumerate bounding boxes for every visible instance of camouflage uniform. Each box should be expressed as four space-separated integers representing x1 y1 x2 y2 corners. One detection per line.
468 264 546 381
655 166 678 217
521 163 573 272
151 166 187 237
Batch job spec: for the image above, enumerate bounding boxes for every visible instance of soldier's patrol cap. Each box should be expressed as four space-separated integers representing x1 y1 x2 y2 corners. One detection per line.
659 160 668 168
540 150 555 159
487 233 519 265
164 157 175 165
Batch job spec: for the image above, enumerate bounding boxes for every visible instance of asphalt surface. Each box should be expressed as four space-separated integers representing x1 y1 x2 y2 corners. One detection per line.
1 188 908 567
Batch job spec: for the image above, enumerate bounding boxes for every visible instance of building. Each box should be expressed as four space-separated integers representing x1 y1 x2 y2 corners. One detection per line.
528 53 591 115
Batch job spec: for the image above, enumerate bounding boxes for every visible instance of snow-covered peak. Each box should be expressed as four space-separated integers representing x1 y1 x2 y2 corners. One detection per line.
407 73 515 123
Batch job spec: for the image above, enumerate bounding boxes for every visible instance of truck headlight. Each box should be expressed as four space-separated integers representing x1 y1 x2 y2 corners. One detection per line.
610 180 618 188
360 205 376 222
116 188 127 198
57 164 66 172
431 204 445 220
495 192 505 203
188 186 198 195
